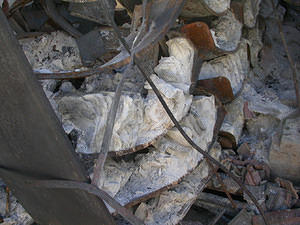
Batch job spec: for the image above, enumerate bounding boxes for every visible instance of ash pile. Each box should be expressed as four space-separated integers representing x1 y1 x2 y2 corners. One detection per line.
1 0 300 224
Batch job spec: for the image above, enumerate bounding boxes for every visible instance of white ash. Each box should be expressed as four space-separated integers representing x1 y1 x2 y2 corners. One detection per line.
210 11 242 52
199 40 249 95
165 96 216 151
114 95 216 207
91 157 135 198
19 31 82 72
139 74 192 146
135 143 221 225
0 185 33 225
154 38 195 93
57 76 191 154
139 38 195 145
81 70 146 94
57 92 144 154
57 37 194 154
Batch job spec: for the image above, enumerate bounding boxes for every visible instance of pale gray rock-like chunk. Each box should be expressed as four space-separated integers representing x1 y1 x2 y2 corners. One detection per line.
140 74 192 146
210 11 242 52
92 157 135 197
181 0 230 18
199 40 249 95
135 143 221 225
270 117 300 185
20 31 82 72
0 0 16 7
40 80 60 118
243 84 293 120
57 37 194 154
90 157 134 214
140 37 194 143
58 92 144 153
115 96 216 207
58 77 192 154
204 0 230 14
245 114 280 163
154 38 194 93
60 81 76 94
166 96 216 151
246 25 263 68
241 84 293 163
221 96 245 147
243 0 261 28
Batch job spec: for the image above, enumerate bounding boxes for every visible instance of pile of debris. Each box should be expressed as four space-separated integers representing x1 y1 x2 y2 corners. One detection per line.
1 0 300 224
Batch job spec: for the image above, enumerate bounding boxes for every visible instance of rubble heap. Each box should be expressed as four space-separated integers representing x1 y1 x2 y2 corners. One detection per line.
1 0 300 224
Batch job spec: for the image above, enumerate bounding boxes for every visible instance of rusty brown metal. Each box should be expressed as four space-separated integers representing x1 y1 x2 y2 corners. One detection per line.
243 101 255 120
181 22 216 51
5 187 10 216
219 132 237 149
245 165 261 186
193 77 235 104
181 22 220 60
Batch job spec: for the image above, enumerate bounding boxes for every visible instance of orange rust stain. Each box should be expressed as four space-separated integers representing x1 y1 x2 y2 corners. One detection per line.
181 22 216 52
